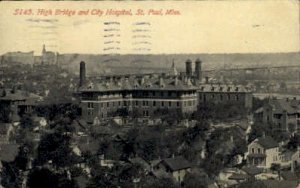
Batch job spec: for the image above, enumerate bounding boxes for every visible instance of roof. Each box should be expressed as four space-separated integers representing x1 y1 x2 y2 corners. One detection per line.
260 180 298 188
80 77 197 92
228 173 249 180
0 143 19 162
268 98 300 114
0 89 41 103
256 136 278 149
129 157 150 171
196 84 251 93
161 156 191 171
241 166 263 176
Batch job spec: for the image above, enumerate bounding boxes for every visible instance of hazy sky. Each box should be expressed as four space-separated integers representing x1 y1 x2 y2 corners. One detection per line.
0 1 299 55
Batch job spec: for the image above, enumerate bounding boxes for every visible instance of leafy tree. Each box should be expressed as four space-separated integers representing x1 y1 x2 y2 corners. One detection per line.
270 163 281 178
35 131 77 168
142 176 179 188
0 162 22 188
183 171 209 188
87 165 116 188
27 168 77 188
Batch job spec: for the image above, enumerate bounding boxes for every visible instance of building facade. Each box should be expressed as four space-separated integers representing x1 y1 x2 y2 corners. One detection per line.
254 98 300 132
76 59 253 124
247 136 279 168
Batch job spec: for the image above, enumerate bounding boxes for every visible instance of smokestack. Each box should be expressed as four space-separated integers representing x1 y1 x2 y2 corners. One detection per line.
185 59 192 77
79 61 86 87
195 58 202 81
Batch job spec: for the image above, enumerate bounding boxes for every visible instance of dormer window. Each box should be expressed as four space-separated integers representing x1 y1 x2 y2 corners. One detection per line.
235 87 239 92
227 87 231 92
211 87 215 91
219 87 223 91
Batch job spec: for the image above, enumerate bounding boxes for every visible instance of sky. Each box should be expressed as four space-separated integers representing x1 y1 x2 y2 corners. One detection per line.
0 1 299 55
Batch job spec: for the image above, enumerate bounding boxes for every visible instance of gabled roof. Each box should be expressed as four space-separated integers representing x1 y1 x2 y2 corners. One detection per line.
255 136 278 149
161 156 191 171
268 98 300 114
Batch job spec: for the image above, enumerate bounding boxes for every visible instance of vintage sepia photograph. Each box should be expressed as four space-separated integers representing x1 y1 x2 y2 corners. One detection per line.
0 1 300 187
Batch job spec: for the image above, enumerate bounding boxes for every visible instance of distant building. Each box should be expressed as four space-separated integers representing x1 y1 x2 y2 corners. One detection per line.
2 51 34 64
247 136 279 168
0 87 42 123
41 44 58 65
155 156 191 183
76 59 253 124
254 97 300 132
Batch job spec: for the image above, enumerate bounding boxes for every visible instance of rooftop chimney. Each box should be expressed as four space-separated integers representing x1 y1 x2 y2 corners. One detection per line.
195 58 202 81
79 61 86 87
185 59 192 77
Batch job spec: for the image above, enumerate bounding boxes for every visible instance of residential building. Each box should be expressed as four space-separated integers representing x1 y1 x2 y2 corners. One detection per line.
0 87 42 123
155 156 191 183
247 136 279 168
254 97 300 132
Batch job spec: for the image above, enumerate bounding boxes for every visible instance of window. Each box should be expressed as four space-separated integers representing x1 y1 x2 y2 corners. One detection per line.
169 101 172 107
168 91 172 97
160 92 164 97
236 95 239 101
220 95 223 101
177 101 180 107
258 148 261 154
107 102 110 107
87 102 94 109
153 101 156 106
162 101 164 107
252 148 255 153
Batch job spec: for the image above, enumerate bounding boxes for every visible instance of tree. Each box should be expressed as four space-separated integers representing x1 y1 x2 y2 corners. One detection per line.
270 163 281 179
87 165 116 188
27 168 77 188
183 171 209 188
27 168 58 188
142 176 179 188
35 131 78 168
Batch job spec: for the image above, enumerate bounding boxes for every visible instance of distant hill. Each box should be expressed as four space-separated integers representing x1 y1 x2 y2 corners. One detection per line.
2 52 300 75
56 52 300 75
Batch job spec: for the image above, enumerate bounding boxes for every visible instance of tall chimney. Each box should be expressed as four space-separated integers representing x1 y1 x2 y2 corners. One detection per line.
185 59 192 77
79 61 86 87
195 58 202 81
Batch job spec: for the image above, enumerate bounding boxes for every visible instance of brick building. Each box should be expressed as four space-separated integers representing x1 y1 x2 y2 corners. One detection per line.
76 59 253 124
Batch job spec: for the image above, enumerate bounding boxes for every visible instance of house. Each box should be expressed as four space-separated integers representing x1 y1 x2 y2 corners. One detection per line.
155 156 191 183
247 136 279 168
254 97 300 132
